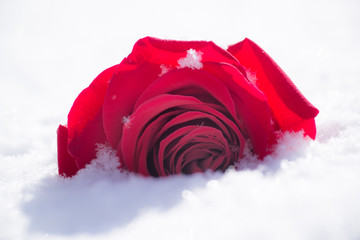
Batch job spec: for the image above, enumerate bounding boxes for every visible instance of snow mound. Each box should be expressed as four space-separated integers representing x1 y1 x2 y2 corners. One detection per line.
178 49 203 70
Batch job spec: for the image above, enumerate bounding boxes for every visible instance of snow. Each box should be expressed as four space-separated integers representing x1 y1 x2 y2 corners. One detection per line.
178 49 203 70
81 144 121 174
159 64 171 76
1 0 360 239
245 69 258 85
122 116 132 129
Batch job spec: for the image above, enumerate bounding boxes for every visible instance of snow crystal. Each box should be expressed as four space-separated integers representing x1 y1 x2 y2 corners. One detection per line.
122 115 132 128
159 64 171 76
178 49 203 70
92 143 120 171
245 69 257 85
75 143 121 179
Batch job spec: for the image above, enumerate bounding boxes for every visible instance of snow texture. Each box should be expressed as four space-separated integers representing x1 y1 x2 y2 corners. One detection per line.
159 64 172 76
178 49 203 70
1 0 360 239
122 116 132 129
245 69 258 85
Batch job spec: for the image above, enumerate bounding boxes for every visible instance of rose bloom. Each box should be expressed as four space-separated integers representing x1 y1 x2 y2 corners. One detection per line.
57 37 319 177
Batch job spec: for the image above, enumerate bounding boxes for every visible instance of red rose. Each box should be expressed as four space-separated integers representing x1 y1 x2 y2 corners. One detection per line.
57 37 319 177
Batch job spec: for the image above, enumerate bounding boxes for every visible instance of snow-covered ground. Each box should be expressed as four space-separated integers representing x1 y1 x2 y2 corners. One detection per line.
1 0 360 239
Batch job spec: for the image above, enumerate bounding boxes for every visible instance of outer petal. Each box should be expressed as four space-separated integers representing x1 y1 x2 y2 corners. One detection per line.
227 38 319 138
203 62 276 156
57 124 78 177
129 36 246 73
103 36 247 149
67 65 117 169
102 60 161 149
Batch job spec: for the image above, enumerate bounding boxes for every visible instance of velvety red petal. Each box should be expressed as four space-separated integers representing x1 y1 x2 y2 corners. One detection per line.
136 110 184 176
67 65 117 168
120 94 202 173
152 107 243 175
103 61 161 149
130 37 246 74
57 124 78 177
183 162 203 175
178 127 225 166
134 68 238 120
227 38 319 138
103 36 247 149
158 125 199 176
194 149 213 170
68 109 108 169
155 111 239 144
176 144 212 173
203 62 275 157
132 67 246 157
153 104 246 154
290 118 317 139
170 126 229 173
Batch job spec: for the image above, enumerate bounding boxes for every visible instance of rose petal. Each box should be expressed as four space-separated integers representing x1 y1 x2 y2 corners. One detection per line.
209 152 229 171
177 144 214 172
227 38 319 138
103 61 162 148
158 125 200 176
67 65 117 169
134 68 238 119
171 126 229 173
153 105 245 164
136 110 184 176
178 128 227 168
203 62 275 157
120 94 202 173
153 111 236 144
196 152 213 170
68 108 107 169
182 162 203 174
132 67 247 152
103 36 248 149
131 37 246 74
57 124 78 177
180 103 246 154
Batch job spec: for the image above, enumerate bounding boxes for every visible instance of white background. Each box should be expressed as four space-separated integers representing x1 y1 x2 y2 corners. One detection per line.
1 0 360 239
